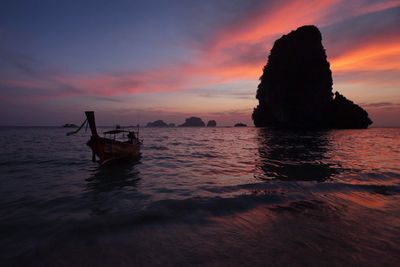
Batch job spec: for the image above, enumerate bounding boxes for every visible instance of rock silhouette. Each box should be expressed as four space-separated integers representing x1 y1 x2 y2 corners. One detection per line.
252 25 372 129
179 117 205 127
329 92 372 129
147 120 168 127
168 123 176 127
234 123 247 127
207 120 217 127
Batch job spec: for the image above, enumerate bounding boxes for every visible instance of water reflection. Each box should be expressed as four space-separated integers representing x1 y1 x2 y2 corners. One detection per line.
256 128 339 181
84 159 142 215
86 158 141 193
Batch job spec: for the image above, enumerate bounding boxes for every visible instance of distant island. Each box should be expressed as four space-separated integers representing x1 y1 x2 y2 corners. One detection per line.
234 123 247 127
252 25 372 129
207 120 217 127
62 123 78 128
147 120 169 127
179 117 205 127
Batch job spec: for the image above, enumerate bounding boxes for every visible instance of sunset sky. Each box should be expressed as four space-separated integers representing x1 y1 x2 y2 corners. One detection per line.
0 0 399 126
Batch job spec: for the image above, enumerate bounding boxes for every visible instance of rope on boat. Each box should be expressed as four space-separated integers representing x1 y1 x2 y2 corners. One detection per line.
66 118 88 136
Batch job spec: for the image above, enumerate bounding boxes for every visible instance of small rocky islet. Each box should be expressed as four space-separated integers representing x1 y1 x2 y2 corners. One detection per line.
179 117 205 127
147 120 169 127
207 120 217 127
62 123 78 128
147 118 217 127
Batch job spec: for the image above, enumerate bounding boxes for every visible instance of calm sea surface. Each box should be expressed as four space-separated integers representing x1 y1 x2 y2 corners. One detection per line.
1 127 399 266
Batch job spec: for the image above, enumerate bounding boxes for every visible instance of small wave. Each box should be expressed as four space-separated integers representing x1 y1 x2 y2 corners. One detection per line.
191 152 218 158
68 193 284 235
147 145 169 151
269 199 336 214
169 142 181 146
315 182 400 196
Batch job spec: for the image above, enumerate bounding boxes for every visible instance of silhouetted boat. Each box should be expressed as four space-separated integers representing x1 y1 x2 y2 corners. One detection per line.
86 112 142 164
67 111 142 164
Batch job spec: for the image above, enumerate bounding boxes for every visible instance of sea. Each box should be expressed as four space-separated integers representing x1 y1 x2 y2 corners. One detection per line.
0 127 399 267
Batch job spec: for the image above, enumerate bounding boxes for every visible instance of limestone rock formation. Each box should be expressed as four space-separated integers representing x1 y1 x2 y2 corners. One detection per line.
252 25 372 129
234 123 247 127
207 120 217 127
179 117 205 127
147 120 168 127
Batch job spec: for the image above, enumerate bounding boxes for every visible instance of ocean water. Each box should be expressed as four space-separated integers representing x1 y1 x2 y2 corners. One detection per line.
0 127 399 266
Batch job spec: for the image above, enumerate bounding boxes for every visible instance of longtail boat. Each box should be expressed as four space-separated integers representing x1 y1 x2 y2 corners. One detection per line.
67 111 142 164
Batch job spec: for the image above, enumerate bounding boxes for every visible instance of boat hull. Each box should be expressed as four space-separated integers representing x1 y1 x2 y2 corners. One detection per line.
87 136 141 164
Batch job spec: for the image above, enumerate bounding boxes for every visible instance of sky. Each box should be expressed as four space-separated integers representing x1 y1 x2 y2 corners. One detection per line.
0 0 399 126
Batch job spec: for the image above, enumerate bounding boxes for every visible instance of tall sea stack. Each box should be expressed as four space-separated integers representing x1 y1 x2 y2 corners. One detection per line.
252 25 372 129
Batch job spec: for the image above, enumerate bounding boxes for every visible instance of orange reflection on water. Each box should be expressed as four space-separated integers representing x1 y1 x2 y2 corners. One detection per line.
334 191 388 209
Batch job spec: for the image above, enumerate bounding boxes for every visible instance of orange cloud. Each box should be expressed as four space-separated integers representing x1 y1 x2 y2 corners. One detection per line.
331 38 400 73
208 0 336 52
206 0 400 53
